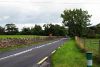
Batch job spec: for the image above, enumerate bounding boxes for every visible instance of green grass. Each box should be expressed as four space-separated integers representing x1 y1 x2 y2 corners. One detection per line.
0 35 44 39
0 42 41 52
0 35 47 52
0 35 57 52
0 44 28 52
51 39 100 67
83 39 99 56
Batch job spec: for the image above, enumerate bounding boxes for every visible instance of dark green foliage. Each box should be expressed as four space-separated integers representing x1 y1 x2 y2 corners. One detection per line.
43 24 54 36
43 24 67 36
96 23 100 34
84 25 100 38
19 24 67 36
20 27 31 35
86 28 96 38
0 26 5 35
86 24 100 38
0 23 67 36
61 9 91 37
5 24 19 35
31 25 43 35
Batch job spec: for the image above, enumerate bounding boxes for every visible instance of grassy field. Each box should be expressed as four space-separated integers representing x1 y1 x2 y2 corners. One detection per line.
0 39 55 52
0 35 42 39
0 35 49 52
51 39 100 67
0 42 38 52
83 38 100 56
0 44 29 52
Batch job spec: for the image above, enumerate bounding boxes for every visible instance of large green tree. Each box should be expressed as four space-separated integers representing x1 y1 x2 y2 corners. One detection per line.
20 27 31 35
31 25 43 35
0 26 5 35
61 9 91 37
43 24 55 35
5 24 19 35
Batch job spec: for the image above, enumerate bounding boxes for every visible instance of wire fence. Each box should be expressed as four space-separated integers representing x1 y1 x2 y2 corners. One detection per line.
75 36 100 56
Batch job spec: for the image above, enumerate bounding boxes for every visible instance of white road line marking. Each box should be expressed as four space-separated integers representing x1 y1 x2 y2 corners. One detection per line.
37 56 48 64
0 38 65 61
51 50 56 54
58 47 61 48
0 48 33 61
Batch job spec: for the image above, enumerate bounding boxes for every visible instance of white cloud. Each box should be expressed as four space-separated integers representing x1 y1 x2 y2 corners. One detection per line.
3 16 10 19
0 16 10 20
0 0 100 29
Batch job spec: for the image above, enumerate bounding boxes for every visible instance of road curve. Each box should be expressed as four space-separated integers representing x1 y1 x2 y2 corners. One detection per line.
0 38 67 67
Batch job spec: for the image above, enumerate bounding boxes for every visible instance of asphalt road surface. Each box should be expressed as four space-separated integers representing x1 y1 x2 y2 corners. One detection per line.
0 38 67 67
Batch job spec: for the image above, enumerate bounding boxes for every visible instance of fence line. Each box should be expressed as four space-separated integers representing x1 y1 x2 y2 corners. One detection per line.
75 36 86 51
75 36 100 56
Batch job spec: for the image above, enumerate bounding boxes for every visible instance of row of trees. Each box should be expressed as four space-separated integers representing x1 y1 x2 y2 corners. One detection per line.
86 23 100 38
0 24 67 36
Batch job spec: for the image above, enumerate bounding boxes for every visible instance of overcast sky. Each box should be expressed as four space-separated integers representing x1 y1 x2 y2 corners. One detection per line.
0 0 100 29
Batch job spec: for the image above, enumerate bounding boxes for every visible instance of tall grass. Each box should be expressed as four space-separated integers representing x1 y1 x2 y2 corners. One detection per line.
51 40 86 67
51 39 100 67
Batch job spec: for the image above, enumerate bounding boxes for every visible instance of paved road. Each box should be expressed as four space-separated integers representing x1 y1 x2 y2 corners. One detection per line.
0 38 67 67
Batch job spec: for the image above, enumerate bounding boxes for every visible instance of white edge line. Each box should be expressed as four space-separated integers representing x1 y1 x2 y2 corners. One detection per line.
51 50 56 54
0 48 33 61
37 50 56 65
58 47 61 48
37 38 66 65
37 56 48 64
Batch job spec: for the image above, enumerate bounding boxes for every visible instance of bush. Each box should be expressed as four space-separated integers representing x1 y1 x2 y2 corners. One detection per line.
95 34 100 38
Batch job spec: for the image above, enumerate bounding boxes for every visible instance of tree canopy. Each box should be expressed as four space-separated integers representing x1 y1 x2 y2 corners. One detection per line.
0 26 5 35
61 9 91 37
32 25 43 35
20 27 31 35
0 23 67 36
43 24 67 36
5 24 19 35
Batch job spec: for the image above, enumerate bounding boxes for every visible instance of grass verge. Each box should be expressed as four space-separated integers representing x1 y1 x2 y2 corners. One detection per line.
51 39 100 67
0 42 39 52
0 39 56 52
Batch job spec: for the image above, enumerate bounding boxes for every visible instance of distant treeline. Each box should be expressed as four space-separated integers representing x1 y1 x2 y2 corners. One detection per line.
86 23 100 38
0 23 67 36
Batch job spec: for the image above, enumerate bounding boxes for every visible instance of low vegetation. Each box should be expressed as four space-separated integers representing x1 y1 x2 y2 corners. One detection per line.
0 40 47 52
51 39 100 67
0 37 59 52
76 37 100 56
0 35 61 52
0 35 39 39
84 38 100 56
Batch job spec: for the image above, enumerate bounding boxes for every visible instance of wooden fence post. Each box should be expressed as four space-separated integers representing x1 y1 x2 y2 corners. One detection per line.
83 38 85 49
99 40 100 54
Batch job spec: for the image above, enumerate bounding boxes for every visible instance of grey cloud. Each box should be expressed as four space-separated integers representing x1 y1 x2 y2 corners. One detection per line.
0 5 62 26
